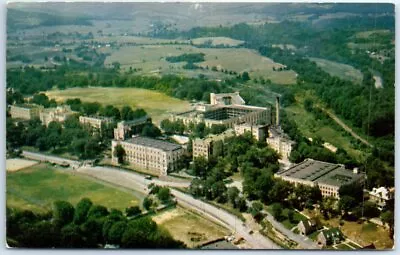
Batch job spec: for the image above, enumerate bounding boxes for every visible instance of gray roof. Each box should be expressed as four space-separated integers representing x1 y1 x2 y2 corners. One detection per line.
120 115 150 126
125 136 182 151
277 158 364 187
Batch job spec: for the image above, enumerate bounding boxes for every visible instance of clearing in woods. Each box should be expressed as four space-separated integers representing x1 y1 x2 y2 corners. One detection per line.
7 163 141 212
45 87 192 124
152 206 230 248
309 57 363 84
104 44 297 84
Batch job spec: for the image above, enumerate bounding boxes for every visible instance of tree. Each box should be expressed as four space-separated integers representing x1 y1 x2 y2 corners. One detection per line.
338 195 356 216
250 201 264 222
53 201 75 226
287 209 294 223
227 187 240 205
157 187 171 203
60 224 85 248
272 203 283 221
87 205 109 219
73 198 93 225
141 123 161 138
107 221 127 245
304 98 314 112
234 197 247 212
114 144 125 164
125 206 141 217
143 197 153 211
191 157 209 178
241 71 250 81
380 210 394 239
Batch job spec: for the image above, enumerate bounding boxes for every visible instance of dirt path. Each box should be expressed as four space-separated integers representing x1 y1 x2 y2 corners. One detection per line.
321 108 373 147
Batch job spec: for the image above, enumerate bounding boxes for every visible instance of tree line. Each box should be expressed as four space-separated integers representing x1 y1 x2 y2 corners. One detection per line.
6 198 184 248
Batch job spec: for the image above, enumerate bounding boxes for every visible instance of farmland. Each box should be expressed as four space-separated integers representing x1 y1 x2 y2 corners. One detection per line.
45 87 192 124
152 206 230 248
309 57 363 84
7 163 142 212
104 44 297 84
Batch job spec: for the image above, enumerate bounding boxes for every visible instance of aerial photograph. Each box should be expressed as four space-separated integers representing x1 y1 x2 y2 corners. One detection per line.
5 1 395 250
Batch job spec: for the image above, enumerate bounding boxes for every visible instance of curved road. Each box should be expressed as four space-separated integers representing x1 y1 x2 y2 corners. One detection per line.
21 151 279 249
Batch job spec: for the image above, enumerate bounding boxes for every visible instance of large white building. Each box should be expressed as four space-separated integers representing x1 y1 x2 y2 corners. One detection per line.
40 105 75 126
192 129 235 160
266 126 295 162
111 136 184 176
234 123 268 142
171 92 271 128
113 116 151 140
79 116 113 130
9 104 43 120
275 158 364 198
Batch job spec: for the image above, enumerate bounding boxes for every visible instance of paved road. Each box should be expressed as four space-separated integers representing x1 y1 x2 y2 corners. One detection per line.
262 210 319 249
77 166 280 249
21 151 279 249
22 151 81 168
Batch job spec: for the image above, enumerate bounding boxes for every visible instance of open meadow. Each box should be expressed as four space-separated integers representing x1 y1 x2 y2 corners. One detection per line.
309 57 363 84
104 44 297 84
7 163 142 212
46 87 192 124
152 206 230 248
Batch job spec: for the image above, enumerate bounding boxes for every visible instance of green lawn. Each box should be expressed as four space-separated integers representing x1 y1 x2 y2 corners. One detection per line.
46 87 192 124
7 163 142 212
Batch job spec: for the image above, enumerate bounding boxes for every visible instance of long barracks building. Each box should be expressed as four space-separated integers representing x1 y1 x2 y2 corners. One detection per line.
111 136 184 176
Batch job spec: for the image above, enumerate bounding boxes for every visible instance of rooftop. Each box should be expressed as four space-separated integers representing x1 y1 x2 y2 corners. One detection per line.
119 115 150 126
276 158 364 187
124 136 182 151
13 104 42 109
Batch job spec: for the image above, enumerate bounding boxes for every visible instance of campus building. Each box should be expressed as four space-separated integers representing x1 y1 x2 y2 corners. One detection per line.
9 104 43 120
113 116 151 140
39 105 75 126
234 123 268 142
369 186 395 210
111 136 184 176
192 129 235 160
274 158 364 198
79 116 113 130
171 93 271 129
266 126 296 162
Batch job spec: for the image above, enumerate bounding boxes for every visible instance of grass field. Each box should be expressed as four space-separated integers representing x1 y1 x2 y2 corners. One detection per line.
152 206 230 248
45 87 192 124
309 57 363 84
285 102 364 160
191 36 244 46
104 44 297 84
7 163 141 212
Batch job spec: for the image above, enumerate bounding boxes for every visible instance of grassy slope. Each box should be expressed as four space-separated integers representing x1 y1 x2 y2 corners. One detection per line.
309 57 363 84
104 44 297 84
45 87 192 124
285 92 365 160
7 163 141 212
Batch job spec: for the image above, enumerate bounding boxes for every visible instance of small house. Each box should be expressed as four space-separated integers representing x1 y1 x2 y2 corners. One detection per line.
317 228 344 247
298 219 317 235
